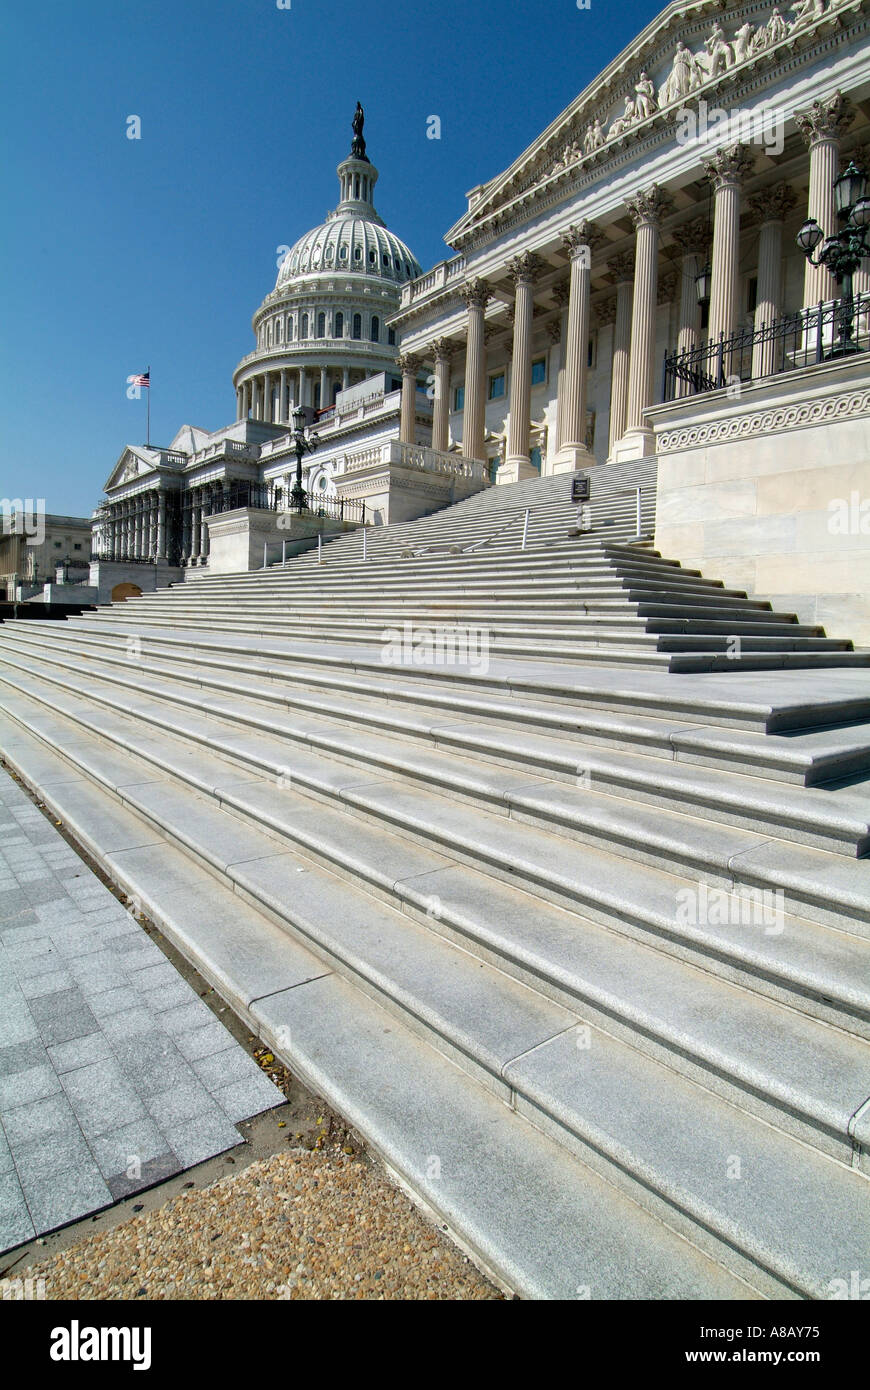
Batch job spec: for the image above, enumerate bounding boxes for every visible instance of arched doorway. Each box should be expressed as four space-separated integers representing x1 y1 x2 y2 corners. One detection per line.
111 582 142 602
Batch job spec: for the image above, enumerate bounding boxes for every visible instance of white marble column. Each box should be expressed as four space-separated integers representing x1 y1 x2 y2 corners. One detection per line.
157 492 166 560
614 186 671 461
263 373 271 423
398 354 421 444
299 368 308 409
319 367 329 412
705 145 754 361
504 252 542 481
460 279 490 462
279 369 288 424
190 490 201 563
798 93 854 311
556 227 598 472
749 184 798 378
670 219 708 398
607 257 635 457
431 340 453 453
236 387 243 421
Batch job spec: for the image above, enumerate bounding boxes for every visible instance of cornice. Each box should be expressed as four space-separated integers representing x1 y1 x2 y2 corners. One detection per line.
448 0 864 253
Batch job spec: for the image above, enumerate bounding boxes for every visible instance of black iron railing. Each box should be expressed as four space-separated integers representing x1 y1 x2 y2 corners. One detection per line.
663 292 870 402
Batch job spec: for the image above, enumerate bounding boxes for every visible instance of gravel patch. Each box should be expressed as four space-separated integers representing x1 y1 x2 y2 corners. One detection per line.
21 1146 502 1300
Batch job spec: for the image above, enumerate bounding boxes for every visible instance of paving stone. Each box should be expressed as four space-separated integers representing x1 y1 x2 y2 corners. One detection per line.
0 1040 50 1079
156 999 216 1036
175 1019 237 1063
47 1032 112 1075
61 1059 147 1139
2 1092 85 1151
18 969 76 1000
212 1073 284 1123
137 978 196 1014
88 985 140 1019
0 1171 35 1250
0 1062 61 1112
90 1116 177 1181
144 1079 216 1129
105 1151 183 1200
158 1109 243 1169
192 1046 260 1093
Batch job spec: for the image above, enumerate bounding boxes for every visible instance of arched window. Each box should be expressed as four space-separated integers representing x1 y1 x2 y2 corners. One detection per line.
301 312 309 338
339 244 348 260
317 312 326 338
354 175 360 197
287 316 294 341
334 312 344 339
369 249 376 263
352 313 362 340
354 246 362 261
276 320 283 342
370 316 380 342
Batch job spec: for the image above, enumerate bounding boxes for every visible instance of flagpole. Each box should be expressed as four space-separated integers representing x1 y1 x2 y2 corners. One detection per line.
146 364 151 447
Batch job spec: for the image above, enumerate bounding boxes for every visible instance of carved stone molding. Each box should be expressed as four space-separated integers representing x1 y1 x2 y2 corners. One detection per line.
595 294 618 327
608 251 636 282
658 270 678 306
797 90 855 148
561 221 605 258
658 388 870 453
506 251 544 286
747 183 798 225
546 320 562 344
670 217 711 255
704 143 755 190
431 337 455 364
460 277 492 310
397 353 423 374
625 185 674 229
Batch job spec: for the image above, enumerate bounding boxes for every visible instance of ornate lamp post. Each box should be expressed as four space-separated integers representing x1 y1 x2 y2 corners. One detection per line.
796 160 870 357
289 406 320 512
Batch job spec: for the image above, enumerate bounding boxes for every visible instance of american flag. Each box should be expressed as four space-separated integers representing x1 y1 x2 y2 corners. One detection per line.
131 371 150 388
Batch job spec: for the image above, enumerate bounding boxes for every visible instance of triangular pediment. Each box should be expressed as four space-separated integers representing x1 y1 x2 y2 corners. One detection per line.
446 0 847 248
104 446 160 492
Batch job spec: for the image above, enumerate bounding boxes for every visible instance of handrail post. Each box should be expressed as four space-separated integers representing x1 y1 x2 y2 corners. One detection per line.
636 488 642 538
263 541 268 569
816 300 824 364
362 526 366 561
318 532 322 565
521 509 529 551
282 540 286 565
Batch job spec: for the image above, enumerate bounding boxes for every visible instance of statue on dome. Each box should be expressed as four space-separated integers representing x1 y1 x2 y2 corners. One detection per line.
351 102 368 160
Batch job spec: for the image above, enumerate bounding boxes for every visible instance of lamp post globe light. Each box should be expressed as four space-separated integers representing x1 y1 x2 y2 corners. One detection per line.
289 406 319 512
796 160 870 358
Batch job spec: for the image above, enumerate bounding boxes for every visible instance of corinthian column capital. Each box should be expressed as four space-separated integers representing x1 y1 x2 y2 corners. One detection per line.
747 183 798 226
561 221 604 258
670 217 711 255
431 337 455 363
625 185 673 229
460 277 491 310
397 352 422 374
704 143 755 190
608 251 636 282
506 251 544 287
797 91 855 148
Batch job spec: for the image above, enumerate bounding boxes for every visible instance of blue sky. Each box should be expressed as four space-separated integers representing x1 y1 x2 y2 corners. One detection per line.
0 0 662 515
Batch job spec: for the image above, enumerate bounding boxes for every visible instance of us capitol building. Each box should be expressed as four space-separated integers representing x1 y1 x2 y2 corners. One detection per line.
93 0 870 642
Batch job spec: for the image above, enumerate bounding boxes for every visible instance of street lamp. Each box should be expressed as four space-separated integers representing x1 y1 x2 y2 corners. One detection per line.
289 406 319 512
796 159 870 358
695 262 713 309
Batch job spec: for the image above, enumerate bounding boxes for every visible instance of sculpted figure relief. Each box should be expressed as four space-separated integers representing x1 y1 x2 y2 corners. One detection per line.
634 71 657 120
703 22 734 77
660 40 702 105
609 95 636 139
732 22 756 63
789 0 826 30
584 117 606 153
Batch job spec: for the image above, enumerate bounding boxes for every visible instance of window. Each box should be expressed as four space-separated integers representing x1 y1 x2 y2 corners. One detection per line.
383 254 390 266
276 320 283 342
369 249 376 263
388 327 396 345
354 246 362 261
73 542 82 551
370 315 380 342
334 311 344 338
747 276 759 315
454 385 465 412
339 245 348 260
301 313 309 337
531 357 547 386
488 372 506 401
317 312 326 338
352 313 362 340
287 317 294 341
54 541 61 549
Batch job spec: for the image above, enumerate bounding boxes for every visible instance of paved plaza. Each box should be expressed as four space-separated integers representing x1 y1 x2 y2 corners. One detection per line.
0 765 283 1253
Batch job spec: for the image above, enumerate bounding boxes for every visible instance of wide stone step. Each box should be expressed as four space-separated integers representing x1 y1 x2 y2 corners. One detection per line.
8 626 870 790
0 720 750 1299
0 704 867 1301
1 663 867 1043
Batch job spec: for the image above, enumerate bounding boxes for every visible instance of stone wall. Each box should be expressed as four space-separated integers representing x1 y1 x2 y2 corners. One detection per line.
649 357 870 646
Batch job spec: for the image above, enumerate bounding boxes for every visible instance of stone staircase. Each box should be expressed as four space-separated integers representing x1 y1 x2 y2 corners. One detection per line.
0 459 868 1297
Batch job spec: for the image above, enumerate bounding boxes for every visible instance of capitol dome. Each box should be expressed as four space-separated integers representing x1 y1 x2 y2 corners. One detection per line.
233 108 422 421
